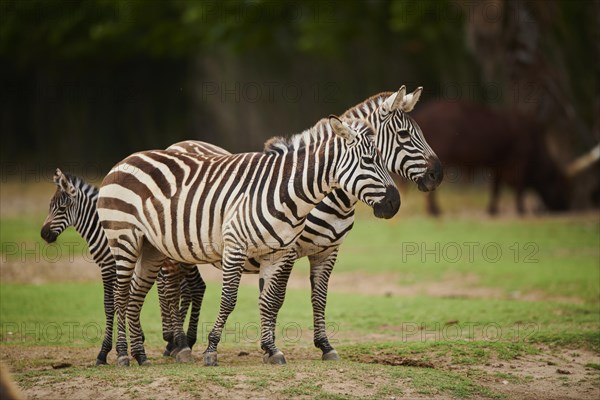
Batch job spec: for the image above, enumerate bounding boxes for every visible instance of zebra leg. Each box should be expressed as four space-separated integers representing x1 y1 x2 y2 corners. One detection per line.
96 262 117 365
259 252 295 365
156 269 174 357
112 252 137 367
157 261 187 358
203 248 245 366
184 266 206 350
129 244 165 366
171 266 190 356
309 249 340 361
179 268 192 332
166 265 193 363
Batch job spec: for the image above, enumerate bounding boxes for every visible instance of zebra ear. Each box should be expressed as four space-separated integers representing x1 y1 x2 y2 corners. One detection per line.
329 115 357 143
399 86 423 112
53 168 62 186
390 85 407 111
54 168 76 197
381 85 407 113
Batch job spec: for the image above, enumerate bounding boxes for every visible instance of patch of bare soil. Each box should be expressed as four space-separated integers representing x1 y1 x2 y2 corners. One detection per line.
0 182 56 219
359 354 435 368
347 345 600 400
0 346 193 400
0 345 451 400
25 376 193 400
0 258 102 284
1 258 585 305
287 270 585 304
457 347 600 400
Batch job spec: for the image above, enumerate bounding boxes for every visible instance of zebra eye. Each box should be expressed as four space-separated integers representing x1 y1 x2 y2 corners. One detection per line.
398 130 410 139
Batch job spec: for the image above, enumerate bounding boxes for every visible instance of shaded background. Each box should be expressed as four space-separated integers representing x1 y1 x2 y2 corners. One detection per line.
1 0 598 209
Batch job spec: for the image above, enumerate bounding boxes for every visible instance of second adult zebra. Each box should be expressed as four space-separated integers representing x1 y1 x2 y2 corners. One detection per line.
97 117 400 366
163 85 442 363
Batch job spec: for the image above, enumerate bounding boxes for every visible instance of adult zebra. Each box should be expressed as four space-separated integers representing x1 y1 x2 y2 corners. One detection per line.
40 169 201 365
97 117 400 366
162 86 442 362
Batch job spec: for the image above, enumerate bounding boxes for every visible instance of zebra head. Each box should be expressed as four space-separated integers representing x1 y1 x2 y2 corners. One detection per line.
329 116 400 219
41 169 79 243
372 86 443 192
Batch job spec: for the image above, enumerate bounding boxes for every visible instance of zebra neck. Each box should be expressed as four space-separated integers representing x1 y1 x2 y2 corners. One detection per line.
319 189 359 216
341 93 387 121
72 195 103 258
278 139 340 220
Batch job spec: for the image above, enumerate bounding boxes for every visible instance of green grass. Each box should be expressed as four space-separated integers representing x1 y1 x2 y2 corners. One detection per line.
1 188 599 398
1 283 598 350
1 213 89 260
337 207 600 303
3 199 599 301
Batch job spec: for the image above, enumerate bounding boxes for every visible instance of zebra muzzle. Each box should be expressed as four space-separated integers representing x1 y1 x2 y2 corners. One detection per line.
40 225 57 243
372 185 401 219
417 157 443 192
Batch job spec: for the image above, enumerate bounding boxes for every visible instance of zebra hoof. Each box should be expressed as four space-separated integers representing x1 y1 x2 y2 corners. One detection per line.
133 353 150 366
116 356 130 367
263 351 286 365
322 350 340 361
203 351 218 366
176 348 194 363
139 360 152 366
170 347 182 357
95 358 108 366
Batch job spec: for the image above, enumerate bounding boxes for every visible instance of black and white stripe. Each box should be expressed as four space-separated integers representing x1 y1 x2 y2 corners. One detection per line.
97 117 400 366
41 169 116 366
157 262 205 357
40 169 204 365
163 86 442 361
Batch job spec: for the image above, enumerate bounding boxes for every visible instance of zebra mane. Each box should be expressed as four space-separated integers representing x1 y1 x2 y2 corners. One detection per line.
262 92 392 155
262 117 376 156
262 118 329 155
262 92 400 156
60 172 99 198
340 92 393 119
263 136 290 155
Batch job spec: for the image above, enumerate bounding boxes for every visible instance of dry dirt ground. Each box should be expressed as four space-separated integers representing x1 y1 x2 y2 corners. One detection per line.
0 259 586 305
1 343 598 399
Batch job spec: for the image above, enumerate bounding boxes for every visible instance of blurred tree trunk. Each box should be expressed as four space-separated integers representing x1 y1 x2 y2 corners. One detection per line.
461 0 599 208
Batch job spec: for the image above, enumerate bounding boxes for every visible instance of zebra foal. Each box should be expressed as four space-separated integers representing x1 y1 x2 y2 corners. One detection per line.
97 117 400 366
40 169 203 364
40 169 117 365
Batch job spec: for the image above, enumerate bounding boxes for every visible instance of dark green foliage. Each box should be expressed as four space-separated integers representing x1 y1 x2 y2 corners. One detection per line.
0 0 595 169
